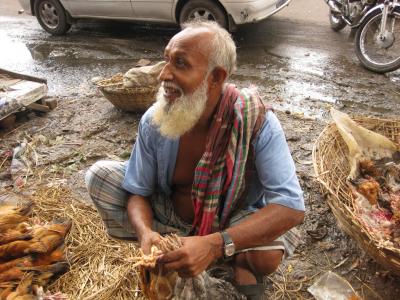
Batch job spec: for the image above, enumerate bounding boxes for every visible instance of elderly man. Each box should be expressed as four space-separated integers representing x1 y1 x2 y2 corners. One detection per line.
86 21 304 299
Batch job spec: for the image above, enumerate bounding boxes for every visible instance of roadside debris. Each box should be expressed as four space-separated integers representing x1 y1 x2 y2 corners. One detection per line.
0 69 56 129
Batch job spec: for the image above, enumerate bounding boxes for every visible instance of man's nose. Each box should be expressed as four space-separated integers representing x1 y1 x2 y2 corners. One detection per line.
158 63 173 82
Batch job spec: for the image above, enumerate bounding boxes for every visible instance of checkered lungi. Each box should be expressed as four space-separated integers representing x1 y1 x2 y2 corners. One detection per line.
85 160 302 258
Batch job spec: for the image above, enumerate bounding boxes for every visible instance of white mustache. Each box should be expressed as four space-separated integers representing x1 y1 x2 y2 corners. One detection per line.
161 81 183 93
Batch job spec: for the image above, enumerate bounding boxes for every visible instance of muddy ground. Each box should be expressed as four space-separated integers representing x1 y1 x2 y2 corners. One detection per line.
1 1 400 299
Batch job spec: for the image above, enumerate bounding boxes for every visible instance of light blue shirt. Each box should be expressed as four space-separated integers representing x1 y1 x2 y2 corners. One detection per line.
122 107 305 212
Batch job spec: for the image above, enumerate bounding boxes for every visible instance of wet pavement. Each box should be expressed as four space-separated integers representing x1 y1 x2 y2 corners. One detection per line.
0 14 398 120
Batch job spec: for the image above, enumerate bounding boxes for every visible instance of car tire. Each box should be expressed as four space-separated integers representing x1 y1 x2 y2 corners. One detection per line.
34 0 71 35
179 0 228 30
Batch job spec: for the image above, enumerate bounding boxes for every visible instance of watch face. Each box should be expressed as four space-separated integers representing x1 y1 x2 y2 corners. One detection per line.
225 243 235 257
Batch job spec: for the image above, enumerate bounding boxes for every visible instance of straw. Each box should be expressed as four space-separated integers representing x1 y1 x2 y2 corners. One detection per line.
31 185 144 300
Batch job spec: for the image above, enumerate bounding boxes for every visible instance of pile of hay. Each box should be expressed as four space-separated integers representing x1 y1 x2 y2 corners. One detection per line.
32 185 143 300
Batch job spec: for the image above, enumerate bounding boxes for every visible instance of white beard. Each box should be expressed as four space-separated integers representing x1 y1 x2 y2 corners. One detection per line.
151 79 209 139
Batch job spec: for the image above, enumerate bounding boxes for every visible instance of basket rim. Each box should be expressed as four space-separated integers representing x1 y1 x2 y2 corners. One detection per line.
95 73 159 93
99 84 158 93
312 115 400 255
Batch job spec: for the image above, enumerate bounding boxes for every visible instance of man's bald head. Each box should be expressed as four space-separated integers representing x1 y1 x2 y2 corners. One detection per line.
166 26 215 69
178 21 237 78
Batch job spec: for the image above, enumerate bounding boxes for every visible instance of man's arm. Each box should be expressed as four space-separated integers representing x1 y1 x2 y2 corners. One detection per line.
159 204 303 276
127 194 161 254
210 203 304 258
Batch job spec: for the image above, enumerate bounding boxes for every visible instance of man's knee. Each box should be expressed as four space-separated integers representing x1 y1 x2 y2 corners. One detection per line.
85 161 105 190
244 250 283 276
85 160 123 191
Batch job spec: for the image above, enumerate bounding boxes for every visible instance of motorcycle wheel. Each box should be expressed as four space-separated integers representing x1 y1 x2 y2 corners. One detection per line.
329 10 346 32
355 7 400 73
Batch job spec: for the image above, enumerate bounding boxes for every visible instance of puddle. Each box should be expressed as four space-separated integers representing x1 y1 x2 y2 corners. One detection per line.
0 31 34 71
0 25 163 97
234 47 342 119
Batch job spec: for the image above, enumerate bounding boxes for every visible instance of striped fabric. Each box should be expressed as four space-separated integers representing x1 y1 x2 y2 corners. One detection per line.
192 84 266 235
85 160 301 258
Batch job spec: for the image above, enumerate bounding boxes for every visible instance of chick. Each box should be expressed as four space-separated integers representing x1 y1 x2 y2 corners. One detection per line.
383 163 400 193
0 203 33 232
26 262 69 287
4 273 36 300
0 267 24 283
32 246 65 267
0 240 47 260
0 287 13 300
140 266 177 300
359 159 381 177
390 192 400 222
30 221 71 253
0 227 32 245
355 177 381 206
174 271 246 300
0 257 33 273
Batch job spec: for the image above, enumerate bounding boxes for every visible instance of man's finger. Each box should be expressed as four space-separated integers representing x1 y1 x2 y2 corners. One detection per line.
177 270 192 278
142 243 151 255
152 234 162 245
157 249 184 263
163 261 185 272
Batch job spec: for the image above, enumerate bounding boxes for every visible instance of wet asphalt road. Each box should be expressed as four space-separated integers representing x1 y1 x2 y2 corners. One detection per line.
0 11 399 120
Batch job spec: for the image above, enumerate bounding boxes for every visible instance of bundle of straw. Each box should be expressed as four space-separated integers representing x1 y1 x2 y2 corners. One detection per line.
32 186 144 300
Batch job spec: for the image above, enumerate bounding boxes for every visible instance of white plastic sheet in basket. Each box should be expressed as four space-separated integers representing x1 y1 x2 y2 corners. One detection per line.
330 108 399 180
123 61 166 88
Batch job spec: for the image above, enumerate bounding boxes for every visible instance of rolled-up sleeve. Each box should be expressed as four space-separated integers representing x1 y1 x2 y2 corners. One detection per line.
254 111 305 211
122 114 157 197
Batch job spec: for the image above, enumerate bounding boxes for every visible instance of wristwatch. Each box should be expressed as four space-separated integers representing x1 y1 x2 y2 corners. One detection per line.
221 231 235 260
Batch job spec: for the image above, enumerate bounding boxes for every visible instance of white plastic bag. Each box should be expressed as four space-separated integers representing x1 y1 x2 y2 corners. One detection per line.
123 61 166 88
308 271 360 300
330 108 398 179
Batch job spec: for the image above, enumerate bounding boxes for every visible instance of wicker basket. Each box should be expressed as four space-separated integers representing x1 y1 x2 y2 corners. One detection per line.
96 74 158 112
312 116 400 275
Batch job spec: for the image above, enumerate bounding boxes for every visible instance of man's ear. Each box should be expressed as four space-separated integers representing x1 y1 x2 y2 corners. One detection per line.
209 67 228 87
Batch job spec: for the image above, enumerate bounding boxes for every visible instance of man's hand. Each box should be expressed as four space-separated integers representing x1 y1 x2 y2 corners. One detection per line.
140 230 162 254
158 234 223 278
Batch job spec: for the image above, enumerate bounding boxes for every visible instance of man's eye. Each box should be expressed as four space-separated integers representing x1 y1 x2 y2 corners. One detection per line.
176 58 186 68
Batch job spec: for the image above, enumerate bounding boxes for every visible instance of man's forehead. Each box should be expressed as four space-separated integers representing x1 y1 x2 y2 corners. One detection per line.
165 28 213 58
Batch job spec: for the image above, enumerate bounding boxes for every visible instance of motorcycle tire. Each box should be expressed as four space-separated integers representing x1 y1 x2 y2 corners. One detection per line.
355 6 400 73
329 10 346 32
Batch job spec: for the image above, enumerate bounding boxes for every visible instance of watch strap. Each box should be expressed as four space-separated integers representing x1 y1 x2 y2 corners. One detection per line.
221 230 235 260
221 230 233 246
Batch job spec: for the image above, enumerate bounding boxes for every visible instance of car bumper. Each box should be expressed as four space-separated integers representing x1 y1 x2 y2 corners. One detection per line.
18 0 32 14
224 0 292 25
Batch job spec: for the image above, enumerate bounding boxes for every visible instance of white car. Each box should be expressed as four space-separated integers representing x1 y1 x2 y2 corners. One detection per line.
18 0 291 35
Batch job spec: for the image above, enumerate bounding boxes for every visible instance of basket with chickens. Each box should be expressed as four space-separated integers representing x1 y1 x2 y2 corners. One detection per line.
0 201 70 299
313 109 400 275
